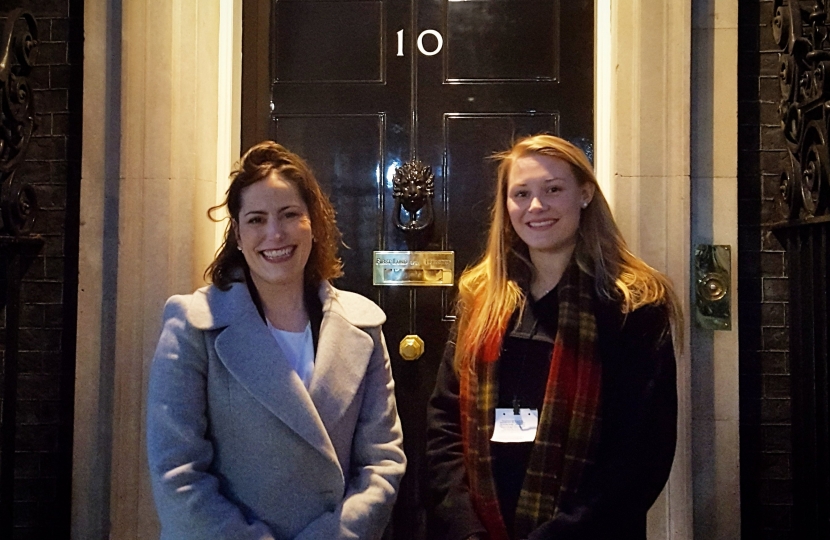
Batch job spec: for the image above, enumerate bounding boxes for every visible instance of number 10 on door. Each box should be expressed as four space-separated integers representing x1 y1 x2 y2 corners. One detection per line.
397 29 444 56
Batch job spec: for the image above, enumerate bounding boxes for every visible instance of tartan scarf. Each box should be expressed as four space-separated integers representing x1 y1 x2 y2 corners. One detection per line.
459 261 603 540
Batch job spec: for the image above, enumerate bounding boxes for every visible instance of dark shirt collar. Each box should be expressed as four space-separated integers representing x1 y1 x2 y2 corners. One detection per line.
508 285 559 343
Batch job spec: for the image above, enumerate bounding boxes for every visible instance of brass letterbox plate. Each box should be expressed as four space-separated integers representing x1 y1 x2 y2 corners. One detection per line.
373 251 454 286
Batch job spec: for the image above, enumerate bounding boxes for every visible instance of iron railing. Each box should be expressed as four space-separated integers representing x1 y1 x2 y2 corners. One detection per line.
772 1 830 537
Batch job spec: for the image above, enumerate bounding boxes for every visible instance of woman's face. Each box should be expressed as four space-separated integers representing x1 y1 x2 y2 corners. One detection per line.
506 154 594 258
235 172 313 292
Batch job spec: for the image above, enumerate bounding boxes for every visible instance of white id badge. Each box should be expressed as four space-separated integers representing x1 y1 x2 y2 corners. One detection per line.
491 408 538 443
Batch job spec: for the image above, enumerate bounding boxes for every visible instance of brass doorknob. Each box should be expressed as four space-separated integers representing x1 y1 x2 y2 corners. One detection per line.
399 335 425 361
698 272 728 302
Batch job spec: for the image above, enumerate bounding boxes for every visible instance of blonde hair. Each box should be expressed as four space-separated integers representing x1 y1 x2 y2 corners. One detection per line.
454 134 682 370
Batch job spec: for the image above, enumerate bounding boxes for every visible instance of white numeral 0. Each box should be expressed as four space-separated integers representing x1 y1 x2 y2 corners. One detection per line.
417 29 443 56
396 29 444 57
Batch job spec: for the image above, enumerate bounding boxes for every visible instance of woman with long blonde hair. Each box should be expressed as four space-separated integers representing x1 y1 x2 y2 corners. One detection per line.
427 134 680 540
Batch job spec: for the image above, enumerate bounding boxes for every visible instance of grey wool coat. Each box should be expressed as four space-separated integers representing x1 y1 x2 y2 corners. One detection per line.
146 281 406 540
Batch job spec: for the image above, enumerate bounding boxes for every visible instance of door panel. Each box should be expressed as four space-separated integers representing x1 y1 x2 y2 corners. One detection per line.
443 1 560 82
243 1 592 537
273 114 386 300
273 1 384 83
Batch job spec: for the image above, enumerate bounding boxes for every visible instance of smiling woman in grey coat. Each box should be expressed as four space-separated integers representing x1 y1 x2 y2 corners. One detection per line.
146 141 406 540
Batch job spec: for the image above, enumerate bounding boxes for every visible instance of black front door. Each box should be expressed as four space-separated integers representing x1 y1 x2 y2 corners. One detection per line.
242 2 593 537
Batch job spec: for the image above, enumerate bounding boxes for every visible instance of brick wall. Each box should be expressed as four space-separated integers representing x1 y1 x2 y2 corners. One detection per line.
738 1 793 538
0 0 82 538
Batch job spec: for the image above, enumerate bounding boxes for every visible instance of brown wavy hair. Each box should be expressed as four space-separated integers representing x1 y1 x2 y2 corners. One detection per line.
205 141 343 290
454 134 683 371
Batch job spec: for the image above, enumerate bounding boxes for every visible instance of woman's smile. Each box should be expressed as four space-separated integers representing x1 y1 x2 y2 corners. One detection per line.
259 245 296 261
526 218 556 229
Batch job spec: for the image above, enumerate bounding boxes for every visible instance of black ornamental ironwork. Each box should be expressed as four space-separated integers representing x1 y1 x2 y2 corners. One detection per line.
773 0 830 221
0 9 40 536
0 8 38 235
771 3 830 539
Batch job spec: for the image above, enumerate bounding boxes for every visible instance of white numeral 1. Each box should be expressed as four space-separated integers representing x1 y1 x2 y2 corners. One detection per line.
397 29 404 57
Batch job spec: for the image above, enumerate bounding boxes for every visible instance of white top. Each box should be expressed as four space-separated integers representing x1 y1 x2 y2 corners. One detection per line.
267 320 314 388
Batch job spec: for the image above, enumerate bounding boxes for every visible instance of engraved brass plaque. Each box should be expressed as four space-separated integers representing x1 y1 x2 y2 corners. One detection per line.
372 251 454 286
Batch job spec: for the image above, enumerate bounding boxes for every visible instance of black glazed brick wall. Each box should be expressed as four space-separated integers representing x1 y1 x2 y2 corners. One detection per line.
738 1 793 539
0 1 81 538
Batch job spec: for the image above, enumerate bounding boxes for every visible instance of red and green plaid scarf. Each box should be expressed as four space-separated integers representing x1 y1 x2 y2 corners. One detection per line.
459 262 603 540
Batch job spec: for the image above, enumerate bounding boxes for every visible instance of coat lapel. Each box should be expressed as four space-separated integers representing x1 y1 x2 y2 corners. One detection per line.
190 283 339 466
308 310 374 434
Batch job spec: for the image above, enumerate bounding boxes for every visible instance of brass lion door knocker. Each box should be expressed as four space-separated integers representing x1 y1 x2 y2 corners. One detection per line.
392 160 434 232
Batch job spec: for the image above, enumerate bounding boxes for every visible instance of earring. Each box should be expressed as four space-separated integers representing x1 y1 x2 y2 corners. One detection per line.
581 201 588 209
237 245 243 251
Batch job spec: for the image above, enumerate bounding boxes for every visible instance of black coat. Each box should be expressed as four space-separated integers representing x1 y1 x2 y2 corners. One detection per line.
426 291 677 540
